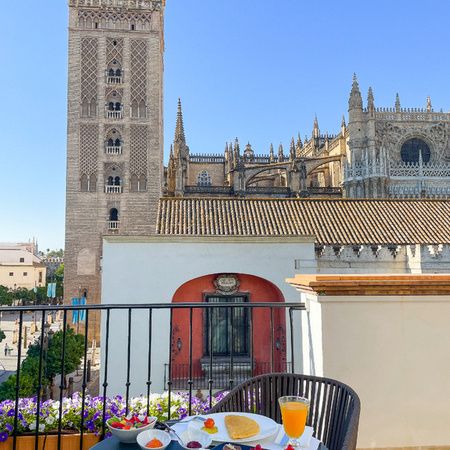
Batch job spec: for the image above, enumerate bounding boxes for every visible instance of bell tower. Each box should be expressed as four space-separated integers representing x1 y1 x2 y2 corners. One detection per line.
65 0 165 339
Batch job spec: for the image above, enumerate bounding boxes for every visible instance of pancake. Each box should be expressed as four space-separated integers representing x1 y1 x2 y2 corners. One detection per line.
224 415 260 440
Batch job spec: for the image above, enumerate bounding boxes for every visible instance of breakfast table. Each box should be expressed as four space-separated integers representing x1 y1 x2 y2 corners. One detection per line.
90 430 327 450
91 437 328 450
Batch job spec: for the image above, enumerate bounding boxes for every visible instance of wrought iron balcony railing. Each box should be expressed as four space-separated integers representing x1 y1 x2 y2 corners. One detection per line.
0 301 304 448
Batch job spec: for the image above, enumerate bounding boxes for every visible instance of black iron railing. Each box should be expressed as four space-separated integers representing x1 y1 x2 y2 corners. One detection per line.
0 302 304 449
164 361 294 390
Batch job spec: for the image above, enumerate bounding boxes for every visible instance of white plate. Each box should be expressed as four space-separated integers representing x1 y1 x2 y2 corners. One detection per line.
175 413 279 444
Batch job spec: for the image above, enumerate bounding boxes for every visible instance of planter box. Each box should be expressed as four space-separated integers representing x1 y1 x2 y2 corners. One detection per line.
0 433 100 450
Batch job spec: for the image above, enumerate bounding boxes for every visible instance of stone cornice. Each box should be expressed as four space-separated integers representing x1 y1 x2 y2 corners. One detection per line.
69 0 164 10
286 274 450 296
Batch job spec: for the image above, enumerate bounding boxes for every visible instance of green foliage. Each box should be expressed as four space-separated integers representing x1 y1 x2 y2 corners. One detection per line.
12 287 35 304
45 249 64 258
54 263 64 298
54 263 64 281
0 371 38 401
0 329 5 343
0 327 84 401
0 286 12 306
35 287 48 304
45 328 85 379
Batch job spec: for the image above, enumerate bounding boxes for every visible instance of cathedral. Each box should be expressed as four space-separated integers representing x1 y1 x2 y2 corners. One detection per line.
64 0 450 341
166 76 450 199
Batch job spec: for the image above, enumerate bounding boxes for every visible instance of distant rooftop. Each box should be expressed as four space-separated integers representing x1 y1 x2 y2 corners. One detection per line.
156 198 450 245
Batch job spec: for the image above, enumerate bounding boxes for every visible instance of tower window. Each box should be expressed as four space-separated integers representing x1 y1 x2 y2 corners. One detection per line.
109 208 119 221
94 22 98 29
401 138 431 164
131 24 135 31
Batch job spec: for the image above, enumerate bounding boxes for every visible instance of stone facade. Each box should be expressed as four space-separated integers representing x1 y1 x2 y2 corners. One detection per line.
166 78 450 199
65 0 165 340
345 75 450 198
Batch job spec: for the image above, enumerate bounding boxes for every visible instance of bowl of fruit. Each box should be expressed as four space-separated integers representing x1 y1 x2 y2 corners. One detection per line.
137 429 172 450
107 414 157 443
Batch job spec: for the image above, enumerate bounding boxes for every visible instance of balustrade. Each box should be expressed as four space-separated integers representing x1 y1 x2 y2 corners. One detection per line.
105 185 122 194
107 220 120 230
105 146 122 155
106 109 123 119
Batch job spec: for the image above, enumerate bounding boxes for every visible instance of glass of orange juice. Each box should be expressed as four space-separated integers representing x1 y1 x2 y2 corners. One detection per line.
278 396 310 448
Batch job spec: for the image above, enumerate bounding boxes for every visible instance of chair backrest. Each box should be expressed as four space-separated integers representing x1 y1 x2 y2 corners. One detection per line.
208 373 360 450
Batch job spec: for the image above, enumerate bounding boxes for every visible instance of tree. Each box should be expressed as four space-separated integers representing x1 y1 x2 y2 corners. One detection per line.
0 286 12 306
54 263 64 298
0 329 5 343
28 328 85 381
46 328 85 379
0 327 85 400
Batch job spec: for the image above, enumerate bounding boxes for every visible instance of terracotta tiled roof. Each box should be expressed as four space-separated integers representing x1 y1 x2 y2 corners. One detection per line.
156 198 450 245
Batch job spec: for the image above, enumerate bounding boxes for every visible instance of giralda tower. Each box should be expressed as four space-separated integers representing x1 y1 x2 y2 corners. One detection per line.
65 0 165 339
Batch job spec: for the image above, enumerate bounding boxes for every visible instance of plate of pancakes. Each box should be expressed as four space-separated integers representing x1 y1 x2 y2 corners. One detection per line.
181 412 279 444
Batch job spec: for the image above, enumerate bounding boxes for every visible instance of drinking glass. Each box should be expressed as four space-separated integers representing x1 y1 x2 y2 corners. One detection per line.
278 396 310 449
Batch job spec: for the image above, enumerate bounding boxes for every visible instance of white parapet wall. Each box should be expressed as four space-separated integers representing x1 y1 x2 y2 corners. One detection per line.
287 274 450 449
101 235 316 396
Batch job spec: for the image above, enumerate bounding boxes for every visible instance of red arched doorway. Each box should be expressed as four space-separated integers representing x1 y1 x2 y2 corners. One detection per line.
170 273 287 389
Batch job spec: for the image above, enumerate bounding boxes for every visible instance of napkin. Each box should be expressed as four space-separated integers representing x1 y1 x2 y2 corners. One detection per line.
258 424 319 450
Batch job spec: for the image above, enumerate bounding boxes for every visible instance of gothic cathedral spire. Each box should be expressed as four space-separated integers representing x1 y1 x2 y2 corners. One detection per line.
175 98 186 143
349 73 363 110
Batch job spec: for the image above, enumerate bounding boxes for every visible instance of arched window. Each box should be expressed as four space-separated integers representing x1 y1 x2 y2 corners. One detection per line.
197 171 212 187
81 99 89 117
108 68 115 77
131 101 139 118
115 68 122 77
114 138 121 147
130 174 139 192
108 102 115 111
89 174 97 192
114 102 121 111
109 208 119 221
89 99 97 116
107 138 114 147
401 138 431 164
139 175 147 191
114 176 121 186
107 176 114 186
139 100 146 118
80 174 89 191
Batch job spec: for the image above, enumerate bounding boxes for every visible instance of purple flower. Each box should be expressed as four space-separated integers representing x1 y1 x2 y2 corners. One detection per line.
0 432 8 442
5 424 13 433
7 409 15 417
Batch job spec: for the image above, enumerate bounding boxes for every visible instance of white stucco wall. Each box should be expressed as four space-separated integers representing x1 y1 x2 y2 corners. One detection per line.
301 293 450 448
101 236 316 396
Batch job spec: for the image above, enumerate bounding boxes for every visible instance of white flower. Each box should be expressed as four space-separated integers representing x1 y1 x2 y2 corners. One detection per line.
46 416 56 425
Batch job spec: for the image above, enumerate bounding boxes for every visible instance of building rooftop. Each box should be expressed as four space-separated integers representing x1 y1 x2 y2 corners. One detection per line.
156 198 450 245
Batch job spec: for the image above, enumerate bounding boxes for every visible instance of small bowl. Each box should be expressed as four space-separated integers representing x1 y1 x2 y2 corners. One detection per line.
137 429 172 450
107 416 157 444
178 429 213 450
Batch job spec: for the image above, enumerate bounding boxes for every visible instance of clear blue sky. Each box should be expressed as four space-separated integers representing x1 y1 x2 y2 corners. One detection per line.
1 0 449 250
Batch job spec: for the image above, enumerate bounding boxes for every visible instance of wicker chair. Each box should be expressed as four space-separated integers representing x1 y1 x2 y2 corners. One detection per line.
208 373 360 450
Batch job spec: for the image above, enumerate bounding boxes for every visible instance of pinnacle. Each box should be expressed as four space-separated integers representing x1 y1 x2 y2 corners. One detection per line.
174 98 186 143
